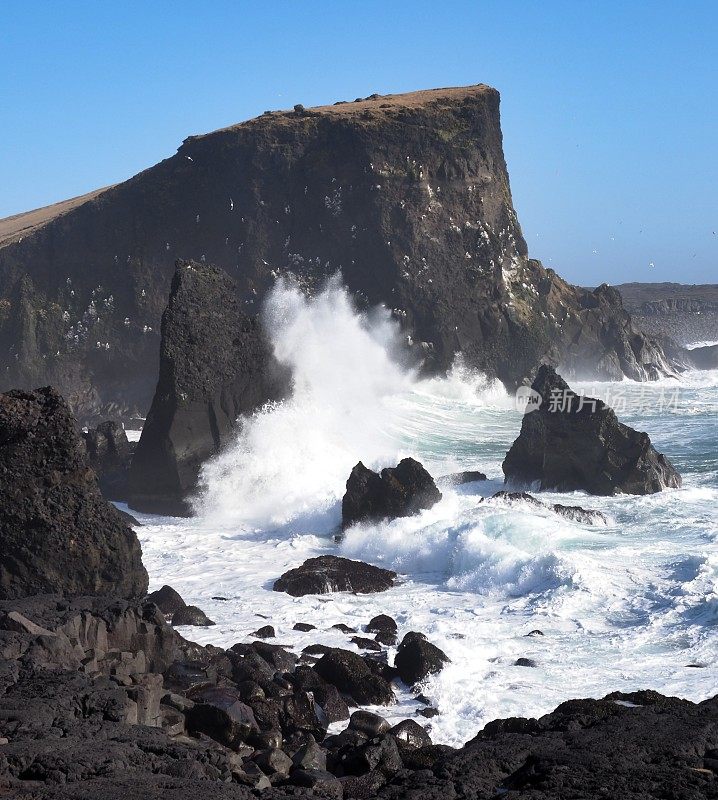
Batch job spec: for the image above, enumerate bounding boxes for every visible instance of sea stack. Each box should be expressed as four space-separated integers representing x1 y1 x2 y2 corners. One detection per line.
502 365 682 495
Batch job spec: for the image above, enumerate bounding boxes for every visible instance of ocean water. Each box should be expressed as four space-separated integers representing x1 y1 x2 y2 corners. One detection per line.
129 280 718 747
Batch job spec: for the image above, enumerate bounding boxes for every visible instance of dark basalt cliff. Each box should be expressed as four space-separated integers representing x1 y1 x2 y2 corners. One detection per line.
0 86 678 422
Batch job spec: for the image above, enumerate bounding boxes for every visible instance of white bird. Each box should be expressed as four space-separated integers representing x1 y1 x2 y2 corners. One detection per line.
230 198 234 211
186 156 193 162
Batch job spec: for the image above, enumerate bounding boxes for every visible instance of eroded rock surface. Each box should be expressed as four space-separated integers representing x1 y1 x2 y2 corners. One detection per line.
274 556 397 596
0 387 148 600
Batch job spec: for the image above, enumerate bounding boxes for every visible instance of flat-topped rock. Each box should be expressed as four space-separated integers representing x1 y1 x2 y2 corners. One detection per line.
273 556 396 596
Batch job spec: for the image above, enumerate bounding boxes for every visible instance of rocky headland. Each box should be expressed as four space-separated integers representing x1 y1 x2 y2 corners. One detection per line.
0 86 691 425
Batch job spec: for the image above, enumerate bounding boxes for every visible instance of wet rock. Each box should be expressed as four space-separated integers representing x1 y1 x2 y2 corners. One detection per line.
417 706 440 718
251 624 276 639
289 665 350 723
514 657 538 667
292 734 328 771
341 733 404 777
0 387 148 600
394 632 449 686
82 420 133 500
438 469 487 486
273 555 396 596
315 648 395 706
128 262 289 515
280 690 328 741
391 719 432 749
291 767 343 795
185 686 259 747
400 743 456 770
367 614 398 646
489 490 543 506
253 747 292 778
502 365 682 495
342 458 442 527
333 623 358 633
553 503 608 525
146 584 187 617
349 710 391 737
526 629 544 637
351 635 383 651
293 622 316 632
172 605 215 627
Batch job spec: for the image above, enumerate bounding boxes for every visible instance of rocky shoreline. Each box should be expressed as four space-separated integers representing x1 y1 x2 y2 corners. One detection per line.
1 369 716 797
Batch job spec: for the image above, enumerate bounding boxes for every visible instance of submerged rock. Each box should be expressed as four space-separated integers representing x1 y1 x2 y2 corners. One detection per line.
342 457 442 528
128 261 288 515
502 366 681 495
0 387 148 600
273 555 396 596
438 469 487 486
552 503 608 525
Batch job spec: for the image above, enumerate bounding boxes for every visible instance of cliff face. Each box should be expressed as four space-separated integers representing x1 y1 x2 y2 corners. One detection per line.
0 86 676 421
613 282 718 346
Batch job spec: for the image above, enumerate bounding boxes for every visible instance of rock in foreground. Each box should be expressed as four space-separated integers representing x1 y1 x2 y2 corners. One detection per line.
502 366 681 495
273 555 396 596
0 387 148 600
342 458 441 528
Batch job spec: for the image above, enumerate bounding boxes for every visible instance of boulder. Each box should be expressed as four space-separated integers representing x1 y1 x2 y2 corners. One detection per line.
390 718 432 749
502 365 682 495
185 686 259 747
315 648 395 706
0 387 148 600
348 710 391 737
251 625 275 639
342 458 442 527
273 555 396 596
128 262 288 515
172 605 215 627
81 420 133 500
394 632 449 686
367 614 398 646
146 584 187 617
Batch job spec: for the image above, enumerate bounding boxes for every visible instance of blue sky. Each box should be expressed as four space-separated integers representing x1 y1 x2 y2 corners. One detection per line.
1 1 716 285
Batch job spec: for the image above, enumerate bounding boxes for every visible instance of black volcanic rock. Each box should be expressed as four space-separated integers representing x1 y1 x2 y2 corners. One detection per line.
128 261 288 515
81 420 133 500
315 648 395 706
146 584 187 617
172 605 215 627
273 555 396 596
552 503 608 525
342 458 441 528
0 386 148 600
394 632 449 686
502 366 682 495
0 87 680 426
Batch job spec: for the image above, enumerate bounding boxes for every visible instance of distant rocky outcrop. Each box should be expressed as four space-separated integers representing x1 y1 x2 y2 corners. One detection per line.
0 86 682 425
81 419 133 500
0 386 148 599
273 555 397 596
615 281 718 346
342 458 442 528
128 261 288 515
502 366 681 495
